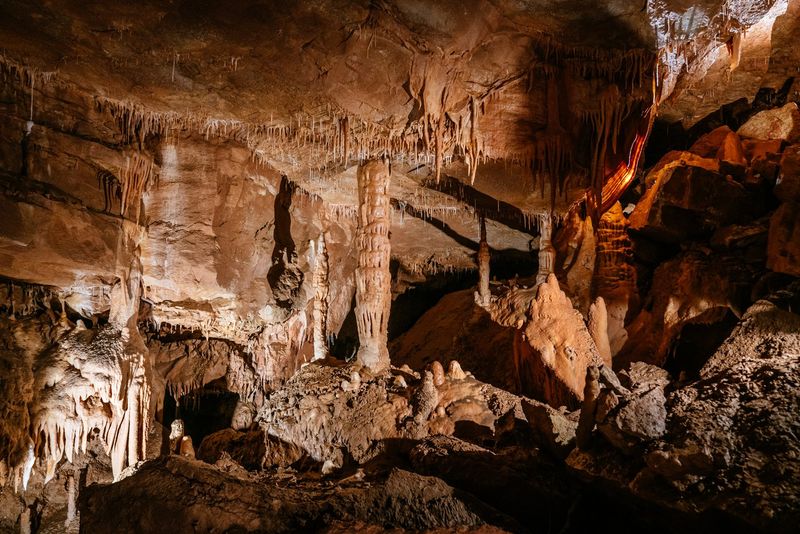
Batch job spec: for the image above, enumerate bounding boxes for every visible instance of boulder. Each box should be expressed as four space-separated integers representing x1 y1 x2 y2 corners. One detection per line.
520 399 577 458
716 130 748 180
689 126 735 158
611 387 667 441
629 159 753 243
197 428 271 471
618 362 671 393
767 202 800 276
776 144 800 202
738 102 800 143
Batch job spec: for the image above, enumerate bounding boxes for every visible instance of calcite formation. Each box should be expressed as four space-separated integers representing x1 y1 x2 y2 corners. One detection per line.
354 159 393 372
0 0 798 532
476 216 491 307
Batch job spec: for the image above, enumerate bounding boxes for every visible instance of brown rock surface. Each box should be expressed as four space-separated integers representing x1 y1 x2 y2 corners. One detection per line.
620 249 755 367
80 456 515 533
738 102 800 143
629 157 753 242
570 299 800 533
767 202 800 276
776 144 800 202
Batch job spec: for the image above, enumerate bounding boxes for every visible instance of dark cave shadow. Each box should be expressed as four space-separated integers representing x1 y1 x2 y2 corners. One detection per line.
391 197 481 251
267 176 299 307
423 175 536 236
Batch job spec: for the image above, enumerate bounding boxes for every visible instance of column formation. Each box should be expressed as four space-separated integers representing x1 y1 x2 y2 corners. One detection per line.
312 234 330 362
537 214 556 285
355 159 392 372
476 215 491 306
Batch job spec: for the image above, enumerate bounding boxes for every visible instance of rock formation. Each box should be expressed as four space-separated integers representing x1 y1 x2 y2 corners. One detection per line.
0 0 798 532
354 159 392 372
476 215 491 307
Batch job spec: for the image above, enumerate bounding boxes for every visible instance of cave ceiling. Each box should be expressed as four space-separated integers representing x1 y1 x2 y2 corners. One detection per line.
0 0 797 274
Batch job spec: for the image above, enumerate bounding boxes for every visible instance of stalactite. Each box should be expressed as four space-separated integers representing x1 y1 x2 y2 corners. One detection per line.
585 84 627 219
97 169 121 214
466 96 480 185
119 153 157 221
354 159 392 372
312 234 330 362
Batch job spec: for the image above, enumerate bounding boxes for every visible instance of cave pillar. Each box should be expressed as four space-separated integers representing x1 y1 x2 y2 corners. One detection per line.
476 215 491 306
65 472 77 525
355 159 392 372
312 234 330 362
537 214 556 285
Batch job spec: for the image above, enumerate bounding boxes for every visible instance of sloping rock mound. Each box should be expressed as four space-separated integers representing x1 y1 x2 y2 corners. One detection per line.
389 289 517 392
79 455 518 533
256 361 524 468
409 435 572 527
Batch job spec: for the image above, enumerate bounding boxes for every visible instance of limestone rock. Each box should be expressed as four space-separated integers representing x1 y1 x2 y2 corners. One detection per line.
630 158 753 243
230 401 255 431
520 399 577 459
644 300 800 530
511 274 602 409
619 249 754 367
390 290 517 393
738 102 800 143
767 202 800 276
776 144 800 202
608 387 667 441
80 456 508 533
587 298 612 367
689 126 735 158
409 435 569 529
618 362 670 392
197 429 268 471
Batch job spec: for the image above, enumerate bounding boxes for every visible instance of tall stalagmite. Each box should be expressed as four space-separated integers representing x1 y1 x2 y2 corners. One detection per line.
355 159 392 372
312 234 330 362
537 215 556 285
476 215 491 306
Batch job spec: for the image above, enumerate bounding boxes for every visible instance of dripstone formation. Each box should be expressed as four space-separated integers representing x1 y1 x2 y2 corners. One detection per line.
0 1 798 533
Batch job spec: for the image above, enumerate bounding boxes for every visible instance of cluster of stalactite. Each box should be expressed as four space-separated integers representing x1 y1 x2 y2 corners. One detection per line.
3 44 655 220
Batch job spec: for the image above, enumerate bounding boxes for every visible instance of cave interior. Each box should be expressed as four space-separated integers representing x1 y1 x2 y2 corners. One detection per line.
0 1 799 533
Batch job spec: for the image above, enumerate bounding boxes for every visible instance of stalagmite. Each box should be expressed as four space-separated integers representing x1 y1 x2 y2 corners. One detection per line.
19 507 30 534
576 365 600 449
65 472 77 525
476 215 491 306
354 159 392 372
169 420 185 454
536 214 556 285
588 297 612 367
179 436 195 458
312 235 330 362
